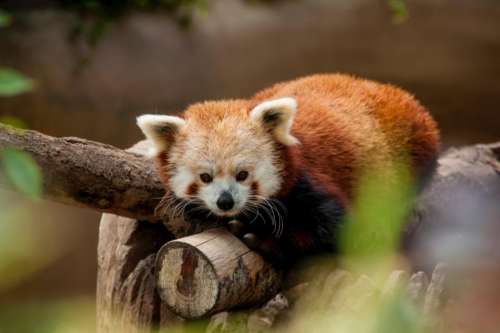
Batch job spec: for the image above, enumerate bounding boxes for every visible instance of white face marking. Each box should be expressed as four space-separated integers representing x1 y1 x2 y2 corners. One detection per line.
168 153 282 217
255 158 281 197
198 177 250 217
169 165 194 197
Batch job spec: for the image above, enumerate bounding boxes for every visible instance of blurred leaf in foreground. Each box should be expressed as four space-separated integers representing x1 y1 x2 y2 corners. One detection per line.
0 115 28 129
375 293 422 333
0 148 42 199
386 0 408 24
0 208 44 291
339 162 415 270
0 298 95 333
0 68 34 97
0 9 11 28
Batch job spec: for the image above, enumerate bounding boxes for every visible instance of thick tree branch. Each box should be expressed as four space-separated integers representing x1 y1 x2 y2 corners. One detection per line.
0 123 164 220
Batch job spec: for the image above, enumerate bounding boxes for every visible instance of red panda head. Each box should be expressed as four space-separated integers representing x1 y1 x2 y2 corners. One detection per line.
137 97 298 217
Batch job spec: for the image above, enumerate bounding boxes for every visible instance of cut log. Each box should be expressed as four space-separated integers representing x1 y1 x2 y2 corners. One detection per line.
155 228 282 318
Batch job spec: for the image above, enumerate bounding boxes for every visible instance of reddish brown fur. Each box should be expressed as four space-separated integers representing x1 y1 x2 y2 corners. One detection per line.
251 182 260 195
186 183 199 196
251 74 440 201
156 74 440 205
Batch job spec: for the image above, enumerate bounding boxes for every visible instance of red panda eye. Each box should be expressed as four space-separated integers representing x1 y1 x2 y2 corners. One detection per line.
236 170 249 182
200 173 213 183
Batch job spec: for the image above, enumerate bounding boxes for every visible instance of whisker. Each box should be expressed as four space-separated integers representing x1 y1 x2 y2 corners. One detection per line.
248 195 287 238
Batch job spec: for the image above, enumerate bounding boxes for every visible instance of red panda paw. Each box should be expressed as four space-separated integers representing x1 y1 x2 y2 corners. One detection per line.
225 220 285 263
242 233 260 249
227 219 245 237
242 233 285 263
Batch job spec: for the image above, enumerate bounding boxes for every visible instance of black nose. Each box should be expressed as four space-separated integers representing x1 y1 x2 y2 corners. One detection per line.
216 191 234 211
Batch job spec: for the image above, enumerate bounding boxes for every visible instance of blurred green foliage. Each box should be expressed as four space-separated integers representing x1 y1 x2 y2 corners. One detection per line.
0 68 35 97
0 298 95 333
0 115 28 129
0 66 40 201
0 147 42 200
386 0 408 23
0 0 409 48
0 11 40 200
0 9 35 97
340 165 414 263
375 295 421 333
0 8 11 27
60 0 209 16
0 205 53 291
63 0 209 45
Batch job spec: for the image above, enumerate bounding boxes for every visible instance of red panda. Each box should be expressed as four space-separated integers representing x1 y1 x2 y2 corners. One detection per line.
137 74 440 263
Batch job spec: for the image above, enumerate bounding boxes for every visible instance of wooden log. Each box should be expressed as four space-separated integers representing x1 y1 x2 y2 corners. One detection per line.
155 228 282 319
206 311 249 333
407 271 429 305
247 293 289 333
96 214 179 333
382 270 410 297
423 263 448 317
0 124 164 221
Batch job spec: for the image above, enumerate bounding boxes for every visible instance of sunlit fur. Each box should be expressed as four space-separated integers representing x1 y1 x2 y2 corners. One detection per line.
138 73 440 245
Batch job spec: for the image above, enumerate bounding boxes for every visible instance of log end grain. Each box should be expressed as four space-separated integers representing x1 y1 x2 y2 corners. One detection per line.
156 228 282 319
156 242 220 318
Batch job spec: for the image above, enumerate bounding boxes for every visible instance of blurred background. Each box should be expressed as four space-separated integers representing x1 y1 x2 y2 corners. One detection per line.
0 0 499 331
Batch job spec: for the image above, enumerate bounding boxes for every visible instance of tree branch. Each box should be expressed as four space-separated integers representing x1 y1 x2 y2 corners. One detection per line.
0 123 164 221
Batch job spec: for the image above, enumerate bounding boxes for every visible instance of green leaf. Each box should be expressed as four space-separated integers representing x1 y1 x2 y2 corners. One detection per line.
386 0 408 24
0 148 42 199
87 19 108 47
339 162 415 263
376 294 421 333
0 68 34 97
0 116 27 129
0 9 11 28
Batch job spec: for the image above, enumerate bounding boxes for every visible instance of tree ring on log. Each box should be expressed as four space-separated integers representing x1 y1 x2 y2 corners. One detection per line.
156 242 219 318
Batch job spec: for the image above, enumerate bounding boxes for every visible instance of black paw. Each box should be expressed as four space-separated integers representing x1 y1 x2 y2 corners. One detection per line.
242 232 260 250
227 219 245 237
226 220 286 264
243 233 286 264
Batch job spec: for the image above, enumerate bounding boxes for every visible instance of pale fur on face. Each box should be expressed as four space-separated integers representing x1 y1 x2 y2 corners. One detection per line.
137 97 298 217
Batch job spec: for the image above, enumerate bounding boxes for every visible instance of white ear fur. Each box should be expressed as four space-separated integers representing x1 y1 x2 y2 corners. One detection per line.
136 114 185 157
250 97 299 145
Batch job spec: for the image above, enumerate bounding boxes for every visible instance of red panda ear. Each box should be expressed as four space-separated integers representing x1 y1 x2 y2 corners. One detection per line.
136 114 185 156
250 97 299 145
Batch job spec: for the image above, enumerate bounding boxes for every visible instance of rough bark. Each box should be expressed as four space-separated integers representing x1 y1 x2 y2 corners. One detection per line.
247 293 289 333
0 124 164 220
404 142 500 270
156 228 282 319
96 214 178 332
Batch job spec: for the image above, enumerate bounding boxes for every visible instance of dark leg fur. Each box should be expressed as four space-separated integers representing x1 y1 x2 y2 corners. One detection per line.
231 174 345 267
